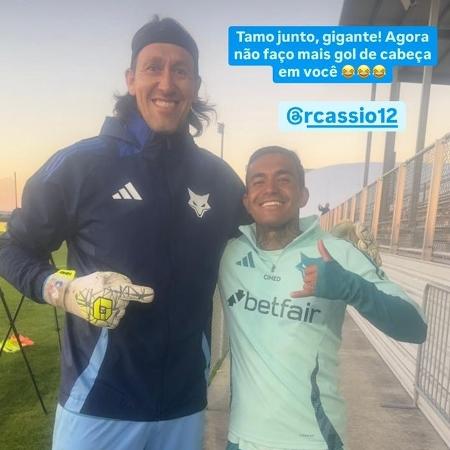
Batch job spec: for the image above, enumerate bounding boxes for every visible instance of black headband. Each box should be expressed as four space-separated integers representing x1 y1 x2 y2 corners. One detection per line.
131 17 199 75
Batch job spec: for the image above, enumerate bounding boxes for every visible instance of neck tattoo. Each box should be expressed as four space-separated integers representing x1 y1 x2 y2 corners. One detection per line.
256 221 301 251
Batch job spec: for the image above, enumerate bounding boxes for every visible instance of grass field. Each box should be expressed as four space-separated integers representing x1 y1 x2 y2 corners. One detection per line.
0 245 67 450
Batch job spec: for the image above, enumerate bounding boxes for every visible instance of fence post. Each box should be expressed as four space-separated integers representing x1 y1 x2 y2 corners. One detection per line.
414 284 429 407
350 196 356 222
390 164 406 253
422 140 445 260
372 178 383 238
359 187 368 224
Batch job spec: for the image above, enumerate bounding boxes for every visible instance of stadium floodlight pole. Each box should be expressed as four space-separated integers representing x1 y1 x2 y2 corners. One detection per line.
217 122 225 159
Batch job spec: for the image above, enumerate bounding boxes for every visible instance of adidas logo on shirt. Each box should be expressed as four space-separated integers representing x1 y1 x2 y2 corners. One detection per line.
112 182 143 201
236 252 255 268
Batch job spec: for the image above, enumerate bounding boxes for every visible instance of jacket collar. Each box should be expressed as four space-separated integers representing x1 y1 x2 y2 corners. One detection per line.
100 111 196 157
238 215 322 253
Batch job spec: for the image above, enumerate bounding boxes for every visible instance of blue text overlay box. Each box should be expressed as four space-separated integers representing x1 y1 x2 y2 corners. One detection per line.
229 26 437 83
279 101 406 132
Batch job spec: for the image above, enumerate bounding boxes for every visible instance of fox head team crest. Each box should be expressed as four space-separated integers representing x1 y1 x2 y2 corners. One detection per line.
188 188 211 218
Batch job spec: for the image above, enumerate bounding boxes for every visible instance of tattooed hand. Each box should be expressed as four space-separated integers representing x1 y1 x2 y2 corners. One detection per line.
43 271 154 328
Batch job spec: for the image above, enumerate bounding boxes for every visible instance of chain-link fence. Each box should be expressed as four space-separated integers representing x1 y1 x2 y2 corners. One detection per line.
415 283 450 424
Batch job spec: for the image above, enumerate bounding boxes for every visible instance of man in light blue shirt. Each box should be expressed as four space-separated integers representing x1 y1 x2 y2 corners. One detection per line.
219 146 426 450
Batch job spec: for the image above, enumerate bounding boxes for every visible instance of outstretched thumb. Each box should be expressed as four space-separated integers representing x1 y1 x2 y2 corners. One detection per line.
318 239 333 262
124 284 155 303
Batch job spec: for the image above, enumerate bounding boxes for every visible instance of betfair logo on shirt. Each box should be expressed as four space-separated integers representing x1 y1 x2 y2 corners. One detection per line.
227 289 245 306
227 289 321 323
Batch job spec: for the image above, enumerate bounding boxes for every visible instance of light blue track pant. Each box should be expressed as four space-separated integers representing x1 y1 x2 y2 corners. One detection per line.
53 404 205 450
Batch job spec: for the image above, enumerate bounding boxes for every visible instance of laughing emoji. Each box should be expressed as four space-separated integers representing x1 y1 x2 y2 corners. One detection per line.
342 65 355 79
357 64 370 79
373 65 386 79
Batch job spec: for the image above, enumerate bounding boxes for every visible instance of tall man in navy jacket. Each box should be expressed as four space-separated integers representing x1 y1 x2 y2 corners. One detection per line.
0 16 245 450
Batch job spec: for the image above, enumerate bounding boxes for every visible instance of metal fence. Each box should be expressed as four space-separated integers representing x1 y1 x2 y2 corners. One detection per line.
354 191 361 222
398 157 418 251
345 198 352 220
365 182 377 231
320 132 450 264
433 138 450 261
377 169 397 246
415 283 450 424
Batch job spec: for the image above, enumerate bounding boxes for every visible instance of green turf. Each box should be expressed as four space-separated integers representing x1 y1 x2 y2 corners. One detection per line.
0 245 67 450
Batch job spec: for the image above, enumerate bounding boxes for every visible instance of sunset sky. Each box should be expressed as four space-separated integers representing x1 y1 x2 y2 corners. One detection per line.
1 0 449 210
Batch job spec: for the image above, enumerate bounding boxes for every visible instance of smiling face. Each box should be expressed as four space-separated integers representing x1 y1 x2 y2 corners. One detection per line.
357 64 370 79
243 152 309 230
126 43 201 134
342 64 355 79
373 64 386 79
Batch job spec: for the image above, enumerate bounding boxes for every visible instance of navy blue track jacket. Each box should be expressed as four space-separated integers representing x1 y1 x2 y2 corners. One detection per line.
0 113 246 420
